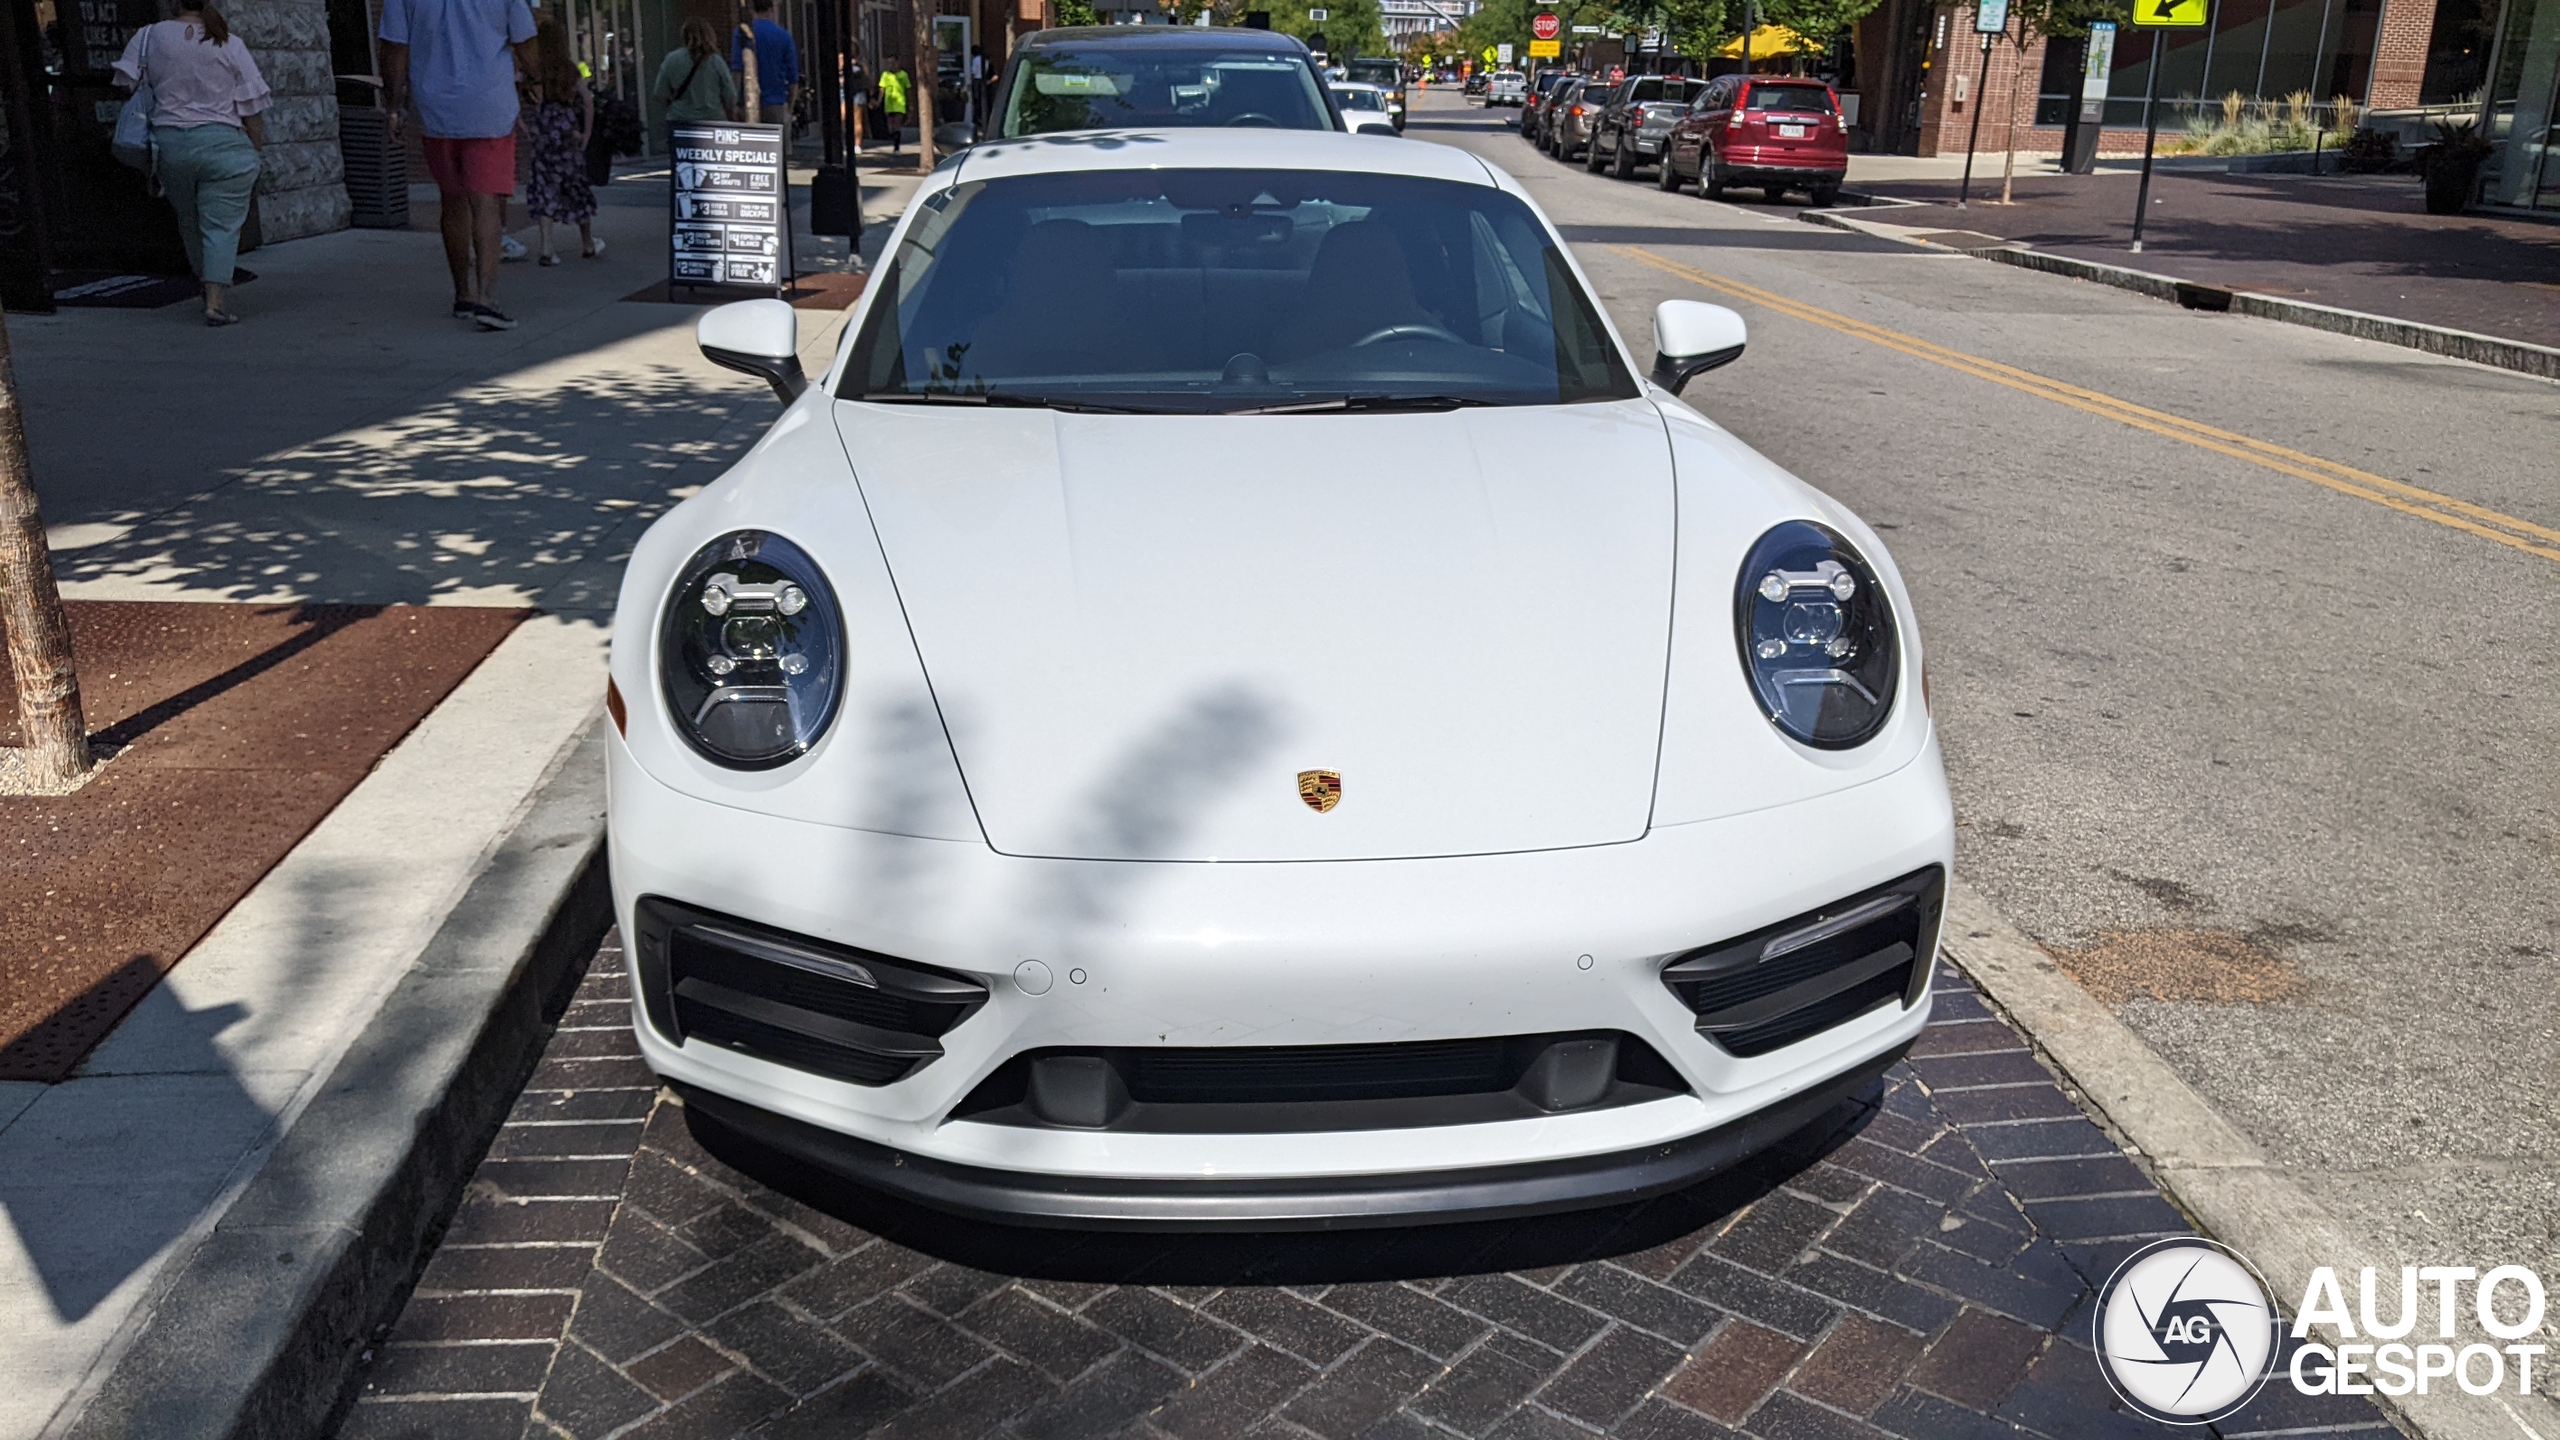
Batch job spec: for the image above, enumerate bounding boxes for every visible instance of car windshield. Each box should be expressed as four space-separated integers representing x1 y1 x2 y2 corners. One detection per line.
843 168 1638 414
1331 87 1385 110
999 47 1335 136
1746 83 1835 113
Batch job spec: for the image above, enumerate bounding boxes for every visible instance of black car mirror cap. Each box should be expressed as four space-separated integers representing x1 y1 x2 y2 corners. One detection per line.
1650 299 1749 394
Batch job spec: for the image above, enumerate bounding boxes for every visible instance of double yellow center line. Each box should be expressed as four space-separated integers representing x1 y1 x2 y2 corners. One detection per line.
1612 245 2560 568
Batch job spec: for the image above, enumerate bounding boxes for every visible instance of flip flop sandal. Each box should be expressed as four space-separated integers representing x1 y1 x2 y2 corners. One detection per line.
204 309 241 327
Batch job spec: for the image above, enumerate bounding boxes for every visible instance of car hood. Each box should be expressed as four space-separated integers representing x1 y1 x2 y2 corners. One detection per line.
832 399 1676 862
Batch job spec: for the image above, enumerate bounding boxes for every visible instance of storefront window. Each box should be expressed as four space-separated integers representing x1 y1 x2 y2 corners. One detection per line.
2078 0 2380 132
2483 0 2560 207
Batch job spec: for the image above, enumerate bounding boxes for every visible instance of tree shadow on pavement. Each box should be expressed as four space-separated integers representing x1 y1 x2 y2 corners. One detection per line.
45 364 776 615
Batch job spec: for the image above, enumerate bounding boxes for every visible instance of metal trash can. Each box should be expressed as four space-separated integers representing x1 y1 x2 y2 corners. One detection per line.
339 105 408 230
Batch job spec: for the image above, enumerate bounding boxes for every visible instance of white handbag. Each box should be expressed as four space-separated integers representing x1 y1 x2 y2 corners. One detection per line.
112 23 156 173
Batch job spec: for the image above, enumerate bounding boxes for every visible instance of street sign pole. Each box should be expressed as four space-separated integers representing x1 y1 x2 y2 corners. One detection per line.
1957 0 2005 209
2130 41 2164 250
1957 34 1993 207
2126 0 2207 251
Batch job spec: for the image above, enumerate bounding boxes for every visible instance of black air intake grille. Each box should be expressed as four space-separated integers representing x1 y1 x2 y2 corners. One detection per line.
1662 867 1942 1059
1124 1038 1509 1105
634 897 987 1087
953 1031 1691 1134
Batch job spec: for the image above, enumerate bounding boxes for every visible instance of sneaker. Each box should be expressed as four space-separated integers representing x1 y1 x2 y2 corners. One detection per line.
452 299 475 320
583 237 607 260
538 252 561 267
501 234 529 262
471 303 518 331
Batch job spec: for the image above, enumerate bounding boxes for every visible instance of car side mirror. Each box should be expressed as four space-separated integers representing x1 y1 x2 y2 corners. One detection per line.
1650 300 1747 394
698 298 807 404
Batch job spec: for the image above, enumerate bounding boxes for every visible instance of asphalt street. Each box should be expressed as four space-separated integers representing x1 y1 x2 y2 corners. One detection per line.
1405 92 2558 1286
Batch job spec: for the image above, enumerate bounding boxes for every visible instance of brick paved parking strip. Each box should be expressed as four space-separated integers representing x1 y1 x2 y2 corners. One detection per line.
336 940 2399 1440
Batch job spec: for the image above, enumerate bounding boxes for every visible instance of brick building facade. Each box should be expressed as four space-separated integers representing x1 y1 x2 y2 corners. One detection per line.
1855 0 2442 157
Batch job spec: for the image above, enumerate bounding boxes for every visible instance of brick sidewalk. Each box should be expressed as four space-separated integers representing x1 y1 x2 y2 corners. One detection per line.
332 939 2396 1440
1849 169 2560 348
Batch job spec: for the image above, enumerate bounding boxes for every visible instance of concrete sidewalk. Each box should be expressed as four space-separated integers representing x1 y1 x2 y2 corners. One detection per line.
1 170 859 1436
1841 167 2560 350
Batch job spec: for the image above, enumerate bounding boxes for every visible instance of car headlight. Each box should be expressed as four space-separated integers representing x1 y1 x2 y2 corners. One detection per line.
1734 521 1899 749
659 530 843 769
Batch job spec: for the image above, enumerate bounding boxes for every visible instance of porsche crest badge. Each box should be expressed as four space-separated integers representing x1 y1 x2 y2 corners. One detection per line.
1297 770 1343 813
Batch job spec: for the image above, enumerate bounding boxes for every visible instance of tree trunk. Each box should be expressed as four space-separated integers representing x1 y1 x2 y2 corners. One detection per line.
0 310 87 787
913 1 937 170
2000 31 2025 204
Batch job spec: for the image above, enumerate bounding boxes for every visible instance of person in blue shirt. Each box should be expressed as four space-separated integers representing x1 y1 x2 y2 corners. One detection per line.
730 0 799 126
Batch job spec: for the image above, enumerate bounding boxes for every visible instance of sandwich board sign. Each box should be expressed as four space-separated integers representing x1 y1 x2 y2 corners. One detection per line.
669 122 792 292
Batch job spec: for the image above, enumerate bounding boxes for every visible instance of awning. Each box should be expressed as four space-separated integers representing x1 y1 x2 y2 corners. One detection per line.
1717 24 1819 58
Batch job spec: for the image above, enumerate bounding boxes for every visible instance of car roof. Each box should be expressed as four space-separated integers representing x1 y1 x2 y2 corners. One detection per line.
951 127 1497 187
1012 25 1311 54
1329 80 1386 91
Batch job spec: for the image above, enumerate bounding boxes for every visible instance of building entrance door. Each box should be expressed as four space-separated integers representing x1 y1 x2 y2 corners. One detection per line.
3 0 190 305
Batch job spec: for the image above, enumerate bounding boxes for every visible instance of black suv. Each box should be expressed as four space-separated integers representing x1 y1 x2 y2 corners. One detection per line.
1585 73 1705 179
1522 70 1580 144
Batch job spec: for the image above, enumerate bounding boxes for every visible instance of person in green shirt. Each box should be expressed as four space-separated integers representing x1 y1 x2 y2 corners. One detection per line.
879 65 907 155
653 17 739 141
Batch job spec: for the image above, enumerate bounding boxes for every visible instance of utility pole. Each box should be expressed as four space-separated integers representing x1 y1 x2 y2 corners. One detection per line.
0 310 87 788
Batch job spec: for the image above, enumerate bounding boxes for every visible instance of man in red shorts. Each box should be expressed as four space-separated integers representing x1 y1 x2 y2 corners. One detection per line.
380 0 538 330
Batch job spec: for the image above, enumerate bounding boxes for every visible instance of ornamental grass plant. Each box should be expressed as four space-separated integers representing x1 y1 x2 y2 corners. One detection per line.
2169 90 2359 156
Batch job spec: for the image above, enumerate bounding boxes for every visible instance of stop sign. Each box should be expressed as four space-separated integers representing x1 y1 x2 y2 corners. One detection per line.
1532 12 1561 39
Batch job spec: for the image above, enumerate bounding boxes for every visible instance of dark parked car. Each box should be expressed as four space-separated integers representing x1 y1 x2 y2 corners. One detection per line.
1521 69 1579 141
1544 77 1608 162
988 26 1342 138
1464 70 1489 95
1660 75 1848 204
1586 73 1706 179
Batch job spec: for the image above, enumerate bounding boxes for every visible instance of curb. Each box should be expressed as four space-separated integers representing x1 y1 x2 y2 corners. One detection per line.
1801 206 2560 382
62 714 612 1440
1939 879 2560 1440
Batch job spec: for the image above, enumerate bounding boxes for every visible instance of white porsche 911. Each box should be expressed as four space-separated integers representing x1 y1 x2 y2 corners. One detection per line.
606 128 1953 1228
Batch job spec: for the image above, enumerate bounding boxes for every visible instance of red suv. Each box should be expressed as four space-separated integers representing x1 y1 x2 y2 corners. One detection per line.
1660 76 1848 205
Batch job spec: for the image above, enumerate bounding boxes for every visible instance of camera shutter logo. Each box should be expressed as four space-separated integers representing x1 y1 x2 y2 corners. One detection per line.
2093 1238 2281 1423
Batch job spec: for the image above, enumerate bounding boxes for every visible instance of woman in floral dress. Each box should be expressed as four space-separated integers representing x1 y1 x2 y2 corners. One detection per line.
523 19 602 265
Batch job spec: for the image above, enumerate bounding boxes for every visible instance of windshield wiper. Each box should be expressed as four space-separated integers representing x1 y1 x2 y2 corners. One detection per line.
1224 394 1498 415
859 391 1155 414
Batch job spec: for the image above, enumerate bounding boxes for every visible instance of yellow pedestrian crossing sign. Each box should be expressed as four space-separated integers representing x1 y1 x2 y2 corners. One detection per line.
2134 0 2207 27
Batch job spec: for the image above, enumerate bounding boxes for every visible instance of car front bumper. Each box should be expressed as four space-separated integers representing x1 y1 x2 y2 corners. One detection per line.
674 1038 1905 1229
610 726 1951 1221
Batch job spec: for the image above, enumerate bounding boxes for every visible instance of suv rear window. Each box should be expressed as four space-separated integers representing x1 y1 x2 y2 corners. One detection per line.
1745 83 1835 113
1347 58 1400 87
1000 47 1335 136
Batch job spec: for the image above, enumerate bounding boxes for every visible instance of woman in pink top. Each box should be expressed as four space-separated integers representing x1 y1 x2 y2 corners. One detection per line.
112 0 271 325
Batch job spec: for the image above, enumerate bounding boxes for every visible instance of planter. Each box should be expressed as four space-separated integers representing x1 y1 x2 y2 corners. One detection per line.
2424 158 2481 214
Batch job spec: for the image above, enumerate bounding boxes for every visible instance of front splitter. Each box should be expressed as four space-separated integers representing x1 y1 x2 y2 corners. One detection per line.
671 1040 1907 1231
